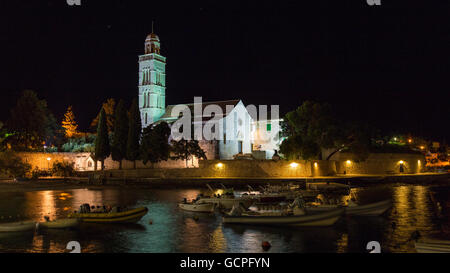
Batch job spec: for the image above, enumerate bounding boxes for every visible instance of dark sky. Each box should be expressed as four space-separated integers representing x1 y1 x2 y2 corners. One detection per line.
0 0 448 141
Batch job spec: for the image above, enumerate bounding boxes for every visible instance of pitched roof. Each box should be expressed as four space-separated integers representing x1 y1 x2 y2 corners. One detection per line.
159 99 241 122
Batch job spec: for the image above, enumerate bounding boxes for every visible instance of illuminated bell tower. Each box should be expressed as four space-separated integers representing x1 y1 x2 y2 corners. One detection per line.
138 32 166 128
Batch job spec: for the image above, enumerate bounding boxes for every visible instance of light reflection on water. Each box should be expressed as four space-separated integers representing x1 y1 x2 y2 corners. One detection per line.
0 184 447 253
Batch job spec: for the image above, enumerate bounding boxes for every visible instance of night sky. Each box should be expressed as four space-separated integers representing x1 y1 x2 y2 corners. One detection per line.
0 1 448 141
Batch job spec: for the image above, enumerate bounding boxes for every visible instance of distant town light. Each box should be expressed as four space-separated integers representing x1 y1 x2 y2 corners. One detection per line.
47 157 51 161
408 139 412 143
419 146 425 150
346 160 351 165
216 162 224 168
399 160 404 164
314 162 318 168
290 162 299 168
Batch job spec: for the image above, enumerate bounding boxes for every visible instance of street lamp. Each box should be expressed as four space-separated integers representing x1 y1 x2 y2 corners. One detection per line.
290 162 299 168
47 157 51 170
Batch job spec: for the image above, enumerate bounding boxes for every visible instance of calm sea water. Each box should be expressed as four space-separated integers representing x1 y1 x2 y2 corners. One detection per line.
0 183 447 253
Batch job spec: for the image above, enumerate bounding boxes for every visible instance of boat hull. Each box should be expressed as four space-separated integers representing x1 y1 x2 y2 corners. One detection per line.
39 218 80 229
415 239 450 253
306 199 392 216
199 198 254 210
346 199 392 216
68 207 148 223
254 190 318 204
0 221 37 232
178 203 214 212
222 208 344 227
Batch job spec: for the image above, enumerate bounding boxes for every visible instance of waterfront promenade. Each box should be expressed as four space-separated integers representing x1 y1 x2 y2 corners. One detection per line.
0 172 448 192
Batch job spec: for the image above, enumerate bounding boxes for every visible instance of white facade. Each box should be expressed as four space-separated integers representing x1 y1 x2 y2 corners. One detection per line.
251 119 284 159
217 101 253 159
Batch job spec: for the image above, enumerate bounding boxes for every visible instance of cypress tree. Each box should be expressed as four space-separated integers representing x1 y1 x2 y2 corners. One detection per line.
111 99 128 169
141 122 171 166
94 108 110 170
126 98 142 169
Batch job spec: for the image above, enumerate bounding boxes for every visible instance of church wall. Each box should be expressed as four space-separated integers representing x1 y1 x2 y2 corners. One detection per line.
251 119 283 159
218 101 253 159
198 140 218 160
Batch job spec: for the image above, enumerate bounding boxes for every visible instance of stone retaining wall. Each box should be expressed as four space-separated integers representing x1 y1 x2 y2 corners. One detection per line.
16 152 425 179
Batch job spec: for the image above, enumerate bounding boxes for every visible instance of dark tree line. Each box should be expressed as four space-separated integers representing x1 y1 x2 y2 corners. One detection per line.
1 90 207 171
280 101 373 161
5 90 63 151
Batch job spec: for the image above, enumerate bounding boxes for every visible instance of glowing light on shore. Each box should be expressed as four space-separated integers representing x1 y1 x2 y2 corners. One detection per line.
346 160 351 165
399 160 404 164
314 162 318 168
290 162 299 168
216 163 224 168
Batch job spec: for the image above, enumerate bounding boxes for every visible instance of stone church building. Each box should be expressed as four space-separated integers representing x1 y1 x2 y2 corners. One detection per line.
138 32 282 160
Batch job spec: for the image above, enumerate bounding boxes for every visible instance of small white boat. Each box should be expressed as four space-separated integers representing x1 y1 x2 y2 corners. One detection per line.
415 238 450 253
306 199 392 216
198 185 255 210
0 221 37 232
39 217 81 229
199 196 254 210
223 208 344 227
178 201 215 213
246 184 318 204
346 199 392 216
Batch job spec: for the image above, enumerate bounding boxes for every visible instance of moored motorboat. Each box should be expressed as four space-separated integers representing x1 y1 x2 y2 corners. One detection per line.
0 221 37 232
345 199 392 216
222 208 344 227
223 197 344 227
178 199 215 212
306 199 392 216
415 238 450 253
68 204 148 223
306 182 350 194
246 183 318 204
39 217 80 229
199 195 254 210
198 185 255 210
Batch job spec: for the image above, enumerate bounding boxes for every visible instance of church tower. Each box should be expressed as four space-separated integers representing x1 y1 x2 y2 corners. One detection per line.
138 32 166 128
